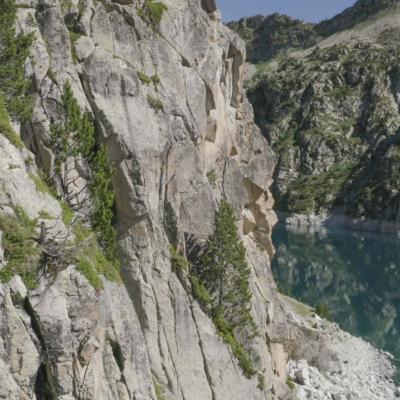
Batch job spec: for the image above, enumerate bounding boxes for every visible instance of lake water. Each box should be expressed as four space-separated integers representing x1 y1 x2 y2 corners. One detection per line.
272 223 400 378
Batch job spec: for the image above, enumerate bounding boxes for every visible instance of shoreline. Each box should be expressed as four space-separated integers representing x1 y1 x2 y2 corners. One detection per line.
277 211 400 236
280 294 400 399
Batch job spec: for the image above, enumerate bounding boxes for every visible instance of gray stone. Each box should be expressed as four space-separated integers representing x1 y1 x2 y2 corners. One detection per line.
0 1 395 400
74 36 95 61
8 276 28 299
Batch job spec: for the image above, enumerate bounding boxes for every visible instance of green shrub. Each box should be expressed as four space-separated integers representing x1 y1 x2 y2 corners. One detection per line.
138 71 152 85
68 29 82 64
60 201 74 225
0 94 24 149
0 0 34 122
73 221 91 242
28 172 56 196
315 303 331 320
77 257 103 290
90 145 118 261
286 378 295 390
147 95 164 112
151 74 161 87
153 377 166 400
190 275 213 308
190 275 256 378
257 373 265 390
138 72 161 89
206 169 217 187
50 82 95 170
170 246 189 272
0 208 40 289
212 309 256 378
138 0 168 27
60 0 74 11
73 221 121 288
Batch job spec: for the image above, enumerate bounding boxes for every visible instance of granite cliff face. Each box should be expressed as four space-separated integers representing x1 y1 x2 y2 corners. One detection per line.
231 0 400 231
0 0 398 399
0 0 290 398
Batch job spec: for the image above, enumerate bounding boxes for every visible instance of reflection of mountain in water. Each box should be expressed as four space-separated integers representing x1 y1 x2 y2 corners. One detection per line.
272 224 400 361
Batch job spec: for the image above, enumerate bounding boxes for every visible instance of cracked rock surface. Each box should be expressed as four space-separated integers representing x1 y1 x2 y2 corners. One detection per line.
0 1 397 399
1 0 288 399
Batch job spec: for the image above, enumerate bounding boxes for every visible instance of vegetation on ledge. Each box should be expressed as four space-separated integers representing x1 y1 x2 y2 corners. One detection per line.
283 162 358 215
0 208 40 289
191 200 258 378
138 0 168 27
168 201 259 379
0 0 34 122
48 82 120 286
0 95 24 149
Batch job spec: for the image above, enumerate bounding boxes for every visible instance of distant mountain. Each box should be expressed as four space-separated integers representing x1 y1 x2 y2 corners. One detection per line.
230 0 400 227
229 0 400 64
317 0 400 36
227 14 323 63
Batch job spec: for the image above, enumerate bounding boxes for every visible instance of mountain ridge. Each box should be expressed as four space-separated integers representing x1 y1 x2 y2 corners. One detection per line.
229 0 400 64
230 0 400 230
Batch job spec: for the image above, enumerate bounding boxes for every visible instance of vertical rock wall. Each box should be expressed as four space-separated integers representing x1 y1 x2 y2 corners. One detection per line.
0 0 290 399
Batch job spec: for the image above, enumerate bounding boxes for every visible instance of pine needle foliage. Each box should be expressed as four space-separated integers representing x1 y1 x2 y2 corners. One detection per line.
49 83 119 269
170 246 189 272
90 145 118 260
0 207 40 289
195 200 257 335
192 200 258 378
0 0 34 122
74 222 121 290
50 82 95 171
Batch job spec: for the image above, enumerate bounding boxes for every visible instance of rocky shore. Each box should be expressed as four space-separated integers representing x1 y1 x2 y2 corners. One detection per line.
281 295 400 400
278 211 400 235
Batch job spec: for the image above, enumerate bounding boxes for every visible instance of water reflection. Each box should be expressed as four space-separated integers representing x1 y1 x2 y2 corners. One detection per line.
272 223 400 366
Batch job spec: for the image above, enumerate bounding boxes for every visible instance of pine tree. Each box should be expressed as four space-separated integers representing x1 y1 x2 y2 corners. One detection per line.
49 83 117 262
0 0 34 121
50 82 95 165
90 145 117 260
195 200 257 335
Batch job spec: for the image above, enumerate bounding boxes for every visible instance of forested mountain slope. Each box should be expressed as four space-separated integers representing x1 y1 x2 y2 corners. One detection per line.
231 0 400 229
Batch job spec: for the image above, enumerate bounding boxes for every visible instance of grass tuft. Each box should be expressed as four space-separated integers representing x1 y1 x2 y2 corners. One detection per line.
28 171 57 197
73 222 121 289
147 95 164 112
138 0 168 27
153 377 166 400
0 95 24 149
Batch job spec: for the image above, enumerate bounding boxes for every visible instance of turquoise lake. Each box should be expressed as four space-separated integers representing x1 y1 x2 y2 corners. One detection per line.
272 223 400 377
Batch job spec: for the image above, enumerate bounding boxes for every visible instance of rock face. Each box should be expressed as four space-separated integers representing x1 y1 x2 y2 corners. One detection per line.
0 1 398 399
0 0 288 399
231 0 400 229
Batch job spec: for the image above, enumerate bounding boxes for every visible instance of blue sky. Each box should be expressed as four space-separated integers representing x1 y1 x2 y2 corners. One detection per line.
216 0 357 23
